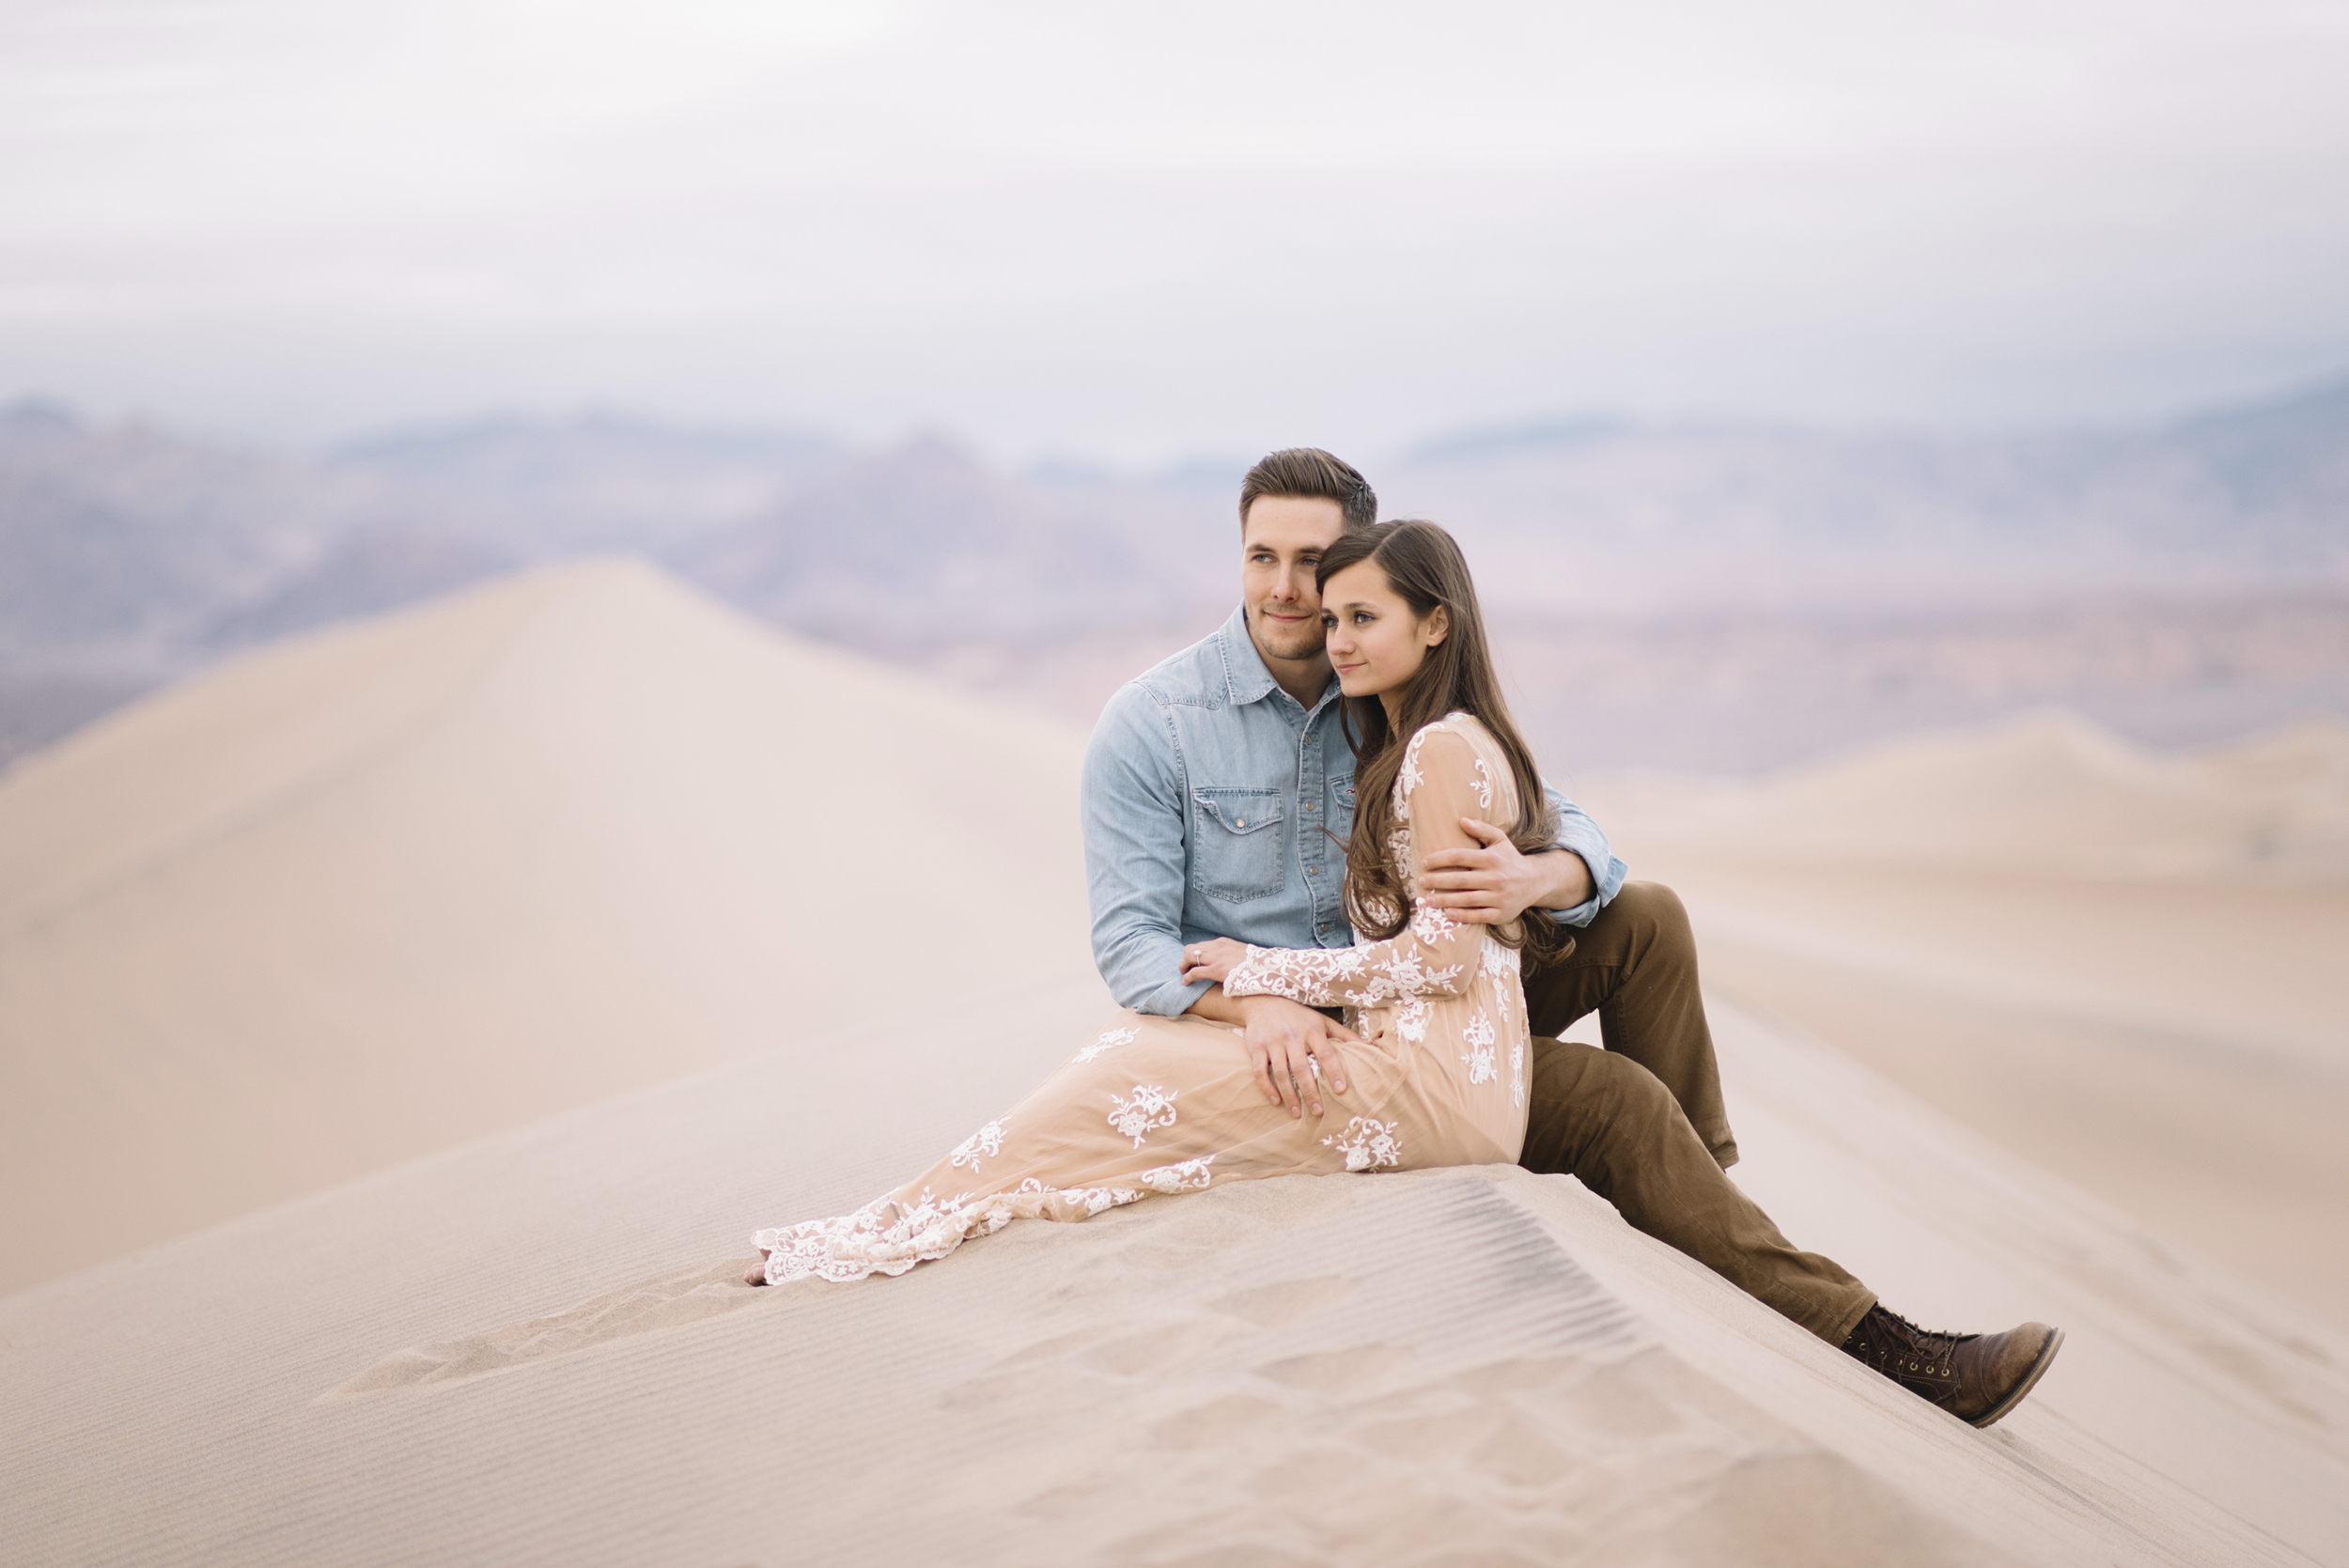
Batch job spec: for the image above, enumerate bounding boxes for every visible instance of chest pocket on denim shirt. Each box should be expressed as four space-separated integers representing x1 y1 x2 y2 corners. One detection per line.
1331 774 1358 836
1191 787 1287 903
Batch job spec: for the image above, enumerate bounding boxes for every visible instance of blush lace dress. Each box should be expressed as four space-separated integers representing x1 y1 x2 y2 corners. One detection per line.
752 714 1534 1284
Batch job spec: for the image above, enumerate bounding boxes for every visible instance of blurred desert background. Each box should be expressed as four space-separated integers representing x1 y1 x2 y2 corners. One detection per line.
5 3 2347 1564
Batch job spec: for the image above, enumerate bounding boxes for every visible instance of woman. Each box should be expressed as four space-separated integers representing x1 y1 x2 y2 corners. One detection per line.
749 520 1569 1285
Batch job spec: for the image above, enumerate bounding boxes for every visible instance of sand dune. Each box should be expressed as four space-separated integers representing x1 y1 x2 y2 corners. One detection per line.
5 992 2341 1565
1593 708 2349 880
1579 711 2349 1324
0 561 1101 1294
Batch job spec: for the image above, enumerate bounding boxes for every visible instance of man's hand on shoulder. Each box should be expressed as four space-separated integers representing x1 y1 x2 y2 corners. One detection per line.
1420 818 1593 924
1185 987 1355 1119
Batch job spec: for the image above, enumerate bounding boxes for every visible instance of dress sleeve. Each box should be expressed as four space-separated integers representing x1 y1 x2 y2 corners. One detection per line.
1222 726 1490 1012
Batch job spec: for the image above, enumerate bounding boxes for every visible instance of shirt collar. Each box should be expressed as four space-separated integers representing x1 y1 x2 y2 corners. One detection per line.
1217 602 1337 714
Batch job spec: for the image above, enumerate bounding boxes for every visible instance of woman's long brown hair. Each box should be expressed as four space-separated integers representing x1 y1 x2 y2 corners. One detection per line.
1317 520 1570 960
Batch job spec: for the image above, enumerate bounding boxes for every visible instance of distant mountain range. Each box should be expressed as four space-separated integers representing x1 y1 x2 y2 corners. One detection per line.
2 380 2344 768
1390 381 2349 616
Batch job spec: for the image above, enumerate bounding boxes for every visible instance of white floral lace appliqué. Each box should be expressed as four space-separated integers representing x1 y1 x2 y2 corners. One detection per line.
1483 936 1521 980
1392 712 1472 812
1461 1009 1497 1084
1109 1084 1179 1148
948 1119 1007 1174
1139 1156 1215 1193
1075 1026 1140 1064
1471 758 1495 810
1396 737 1429 801
754 1179 1151 1284
1478 938 1530 1109
1013 1174 1139 1217
1385 825 1414 898
1323 1116 1403 1172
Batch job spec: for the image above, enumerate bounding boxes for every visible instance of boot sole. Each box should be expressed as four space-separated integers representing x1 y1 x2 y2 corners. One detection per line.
1968 1326 2064 1429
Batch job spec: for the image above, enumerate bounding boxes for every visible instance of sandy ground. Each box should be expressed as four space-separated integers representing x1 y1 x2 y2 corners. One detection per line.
4 992 2341 1566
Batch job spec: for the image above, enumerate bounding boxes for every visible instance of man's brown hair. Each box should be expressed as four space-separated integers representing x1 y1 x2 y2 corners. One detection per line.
1237 447 1377 533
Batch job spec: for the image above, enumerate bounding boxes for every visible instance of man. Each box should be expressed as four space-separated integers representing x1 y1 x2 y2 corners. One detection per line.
1081 447 2062 1429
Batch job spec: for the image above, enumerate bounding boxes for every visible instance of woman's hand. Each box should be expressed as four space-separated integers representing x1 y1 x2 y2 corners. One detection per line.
1178 938 1249 986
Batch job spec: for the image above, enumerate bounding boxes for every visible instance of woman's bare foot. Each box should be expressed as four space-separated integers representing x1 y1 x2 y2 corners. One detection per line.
744 1250 770 1287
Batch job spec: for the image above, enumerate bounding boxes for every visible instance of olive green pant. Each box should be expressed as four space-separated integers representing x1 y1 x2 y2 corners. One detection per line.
1517 882 1878 1344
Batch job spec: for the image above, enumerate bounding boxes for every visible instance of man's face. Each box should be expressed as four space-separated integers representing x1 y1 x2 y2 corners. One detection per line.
1240 495 1347 666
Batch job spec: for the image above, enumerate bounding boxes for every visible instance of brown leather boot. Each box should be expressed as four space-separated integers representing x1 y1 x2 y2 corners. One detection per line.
1840 1305 2064 1428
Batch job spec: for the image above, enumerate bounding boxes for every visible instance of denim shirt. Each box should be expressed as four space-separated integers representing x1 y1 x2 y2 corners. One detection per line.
1081 603 1628 1017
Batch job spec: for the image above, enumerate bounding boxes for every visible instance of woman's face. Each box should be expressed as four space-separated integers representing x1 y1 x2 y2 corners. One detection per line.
1321 559 1448 700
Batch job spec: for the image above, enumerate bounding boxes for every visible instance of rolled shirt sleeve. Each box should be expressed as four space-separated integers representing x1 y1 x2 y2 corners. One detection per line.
1542 782 1627 928
1081 684 1214 1017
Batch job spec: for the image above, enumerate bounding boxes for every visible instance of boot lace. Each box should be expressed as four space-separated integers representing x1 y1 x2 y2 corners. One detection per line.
1874 1311 1964 1376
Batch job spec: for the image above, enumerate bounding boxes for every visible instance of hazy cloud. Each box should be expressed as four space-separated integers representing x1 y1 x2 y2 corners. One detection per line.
3 0 2346 459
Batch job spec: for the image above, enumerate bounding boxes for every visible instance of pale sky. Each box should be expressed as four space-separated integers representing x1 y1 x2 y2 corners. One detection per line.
3 0 2346 463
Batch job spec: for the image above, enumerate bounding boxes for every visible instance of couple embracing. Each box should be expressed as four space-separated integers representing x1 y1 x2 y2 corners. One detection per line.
750 448 2062 1430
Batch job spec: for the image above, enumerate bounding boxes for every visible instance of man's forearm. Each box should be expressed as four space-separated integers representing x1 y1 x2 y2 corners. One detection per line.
1184 985 1251 1026
1537 847 1595 912
1188 986 1330 1032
